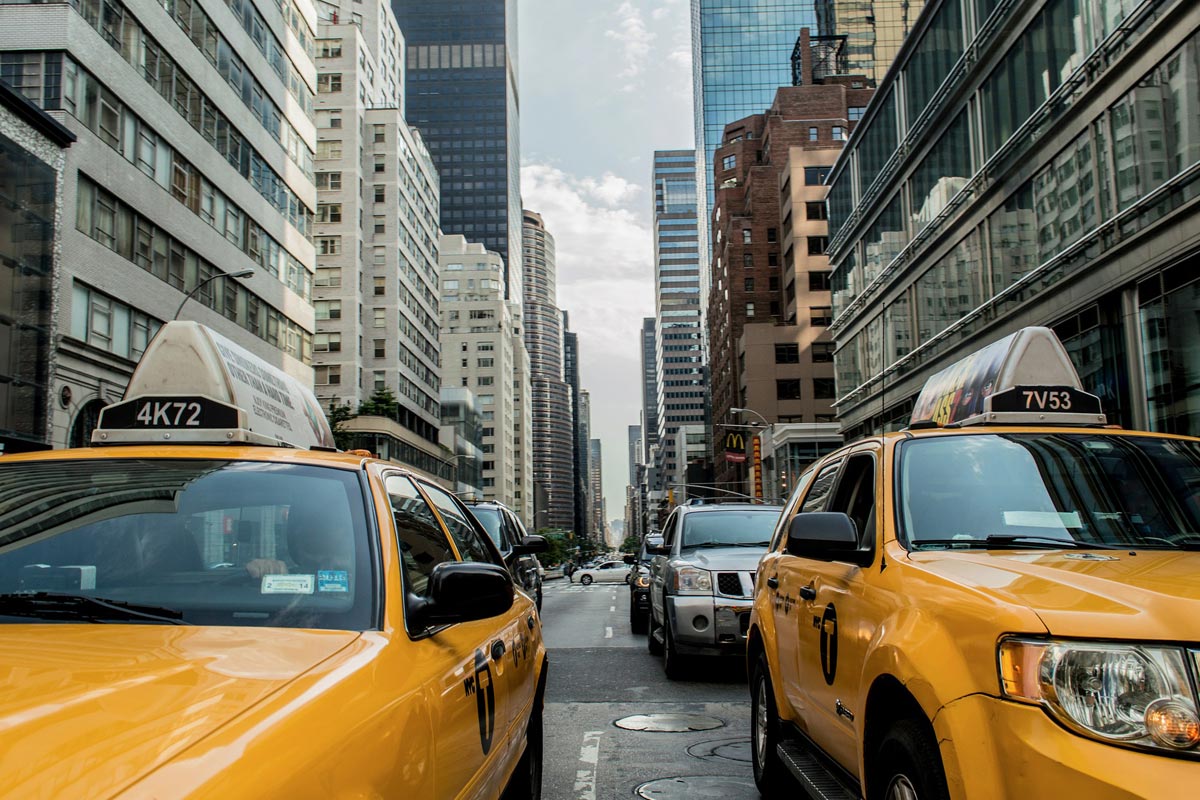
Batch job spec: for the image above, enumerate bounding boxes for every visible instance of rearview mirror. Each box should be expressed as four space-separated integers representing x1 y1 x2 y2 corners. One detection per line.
511 534 548 555
412 562 514 627
786 513 868 565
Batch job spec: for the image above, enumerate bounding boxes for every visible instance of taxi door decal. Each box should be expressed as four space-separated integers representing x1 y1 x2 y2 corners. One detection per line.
818 602 838 685
473 648 496 754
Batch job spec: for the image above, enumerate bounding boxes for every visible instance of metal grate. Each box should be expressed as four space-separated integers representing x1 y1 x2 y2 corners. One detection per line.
717 572 744 596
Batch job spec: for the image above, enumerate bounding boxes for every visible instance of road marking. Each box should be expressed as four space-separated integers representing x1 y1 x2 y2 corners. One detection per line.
574 730 603 799
609 605 616 612
605 626 613 638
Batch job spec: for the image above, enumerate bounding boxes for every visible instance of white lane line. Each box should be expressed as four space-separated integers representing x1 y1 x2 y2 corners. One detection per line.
574 730 603 799
609 605 616 612
605 626 613 638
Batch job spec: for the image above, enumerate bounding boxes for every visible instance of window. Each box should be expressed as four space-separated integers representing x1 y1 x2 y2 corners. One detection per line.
385 474 455 602
806 201 827 220
849 106 865 122
804 166 830 185
315 172 342 190
813 378 836 399
373 124 385 142
744 277 755 291
768 252 779 267
318 40 342 58
373 338 385 358
812 342 834 362
775 343 800 363
374 156 385 173
373 276 385 296
809 272 831 291
808 237 829 256
743 254 754 268
373 185 385 203
315 300 341 319
811 306 833 327
373 216 384 234
315 267 340 287
478 358 494 368
422 484 495 564
776 379 802 399
317 236 340 255
809 127 819 141
745 302 756 318
315 365 341 384
373 307 386 327
316 140 343 160
317 73 341 92
742 228 752 244
832 126 847 141
314 332 341 352
722 154 736 170
767 228 777 243
477 376 494 386
316 203 341 223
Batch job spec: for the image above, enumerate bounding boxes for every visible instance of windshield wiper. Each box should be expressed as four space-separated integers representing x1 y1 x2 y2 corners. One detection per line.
912 535 1118 551
0 592 188 625
682 541 770 549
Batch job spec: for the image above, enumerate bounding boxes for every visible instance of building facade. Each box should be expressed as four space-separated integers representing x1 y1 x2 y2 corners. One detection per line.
392 0 522 301
813 1 924 84
826 0 1200 439
588 437 604 541
313 0 442 457
0 0 320 449
564 321 591 541
639 315 659 464
651 150 707 494
522 209 574 532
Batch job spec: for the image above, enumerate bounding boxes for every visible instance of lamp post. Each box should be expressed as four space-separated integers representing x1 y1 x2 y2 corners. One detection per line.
730 406 769 500
173 269 254 320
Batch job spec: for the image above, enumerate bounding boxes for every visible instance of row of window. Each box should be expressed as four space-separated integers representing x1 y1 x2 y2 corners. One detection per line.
775 377 836 401
774 341 835 364
217 0 314 113
70 282 160 363
76 175 312 363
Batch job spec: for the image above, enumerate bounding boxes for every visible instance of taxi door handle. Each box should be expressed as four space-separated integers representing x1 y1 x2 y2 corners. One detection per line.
490 640 506 661
766 576 779 590
799 584 816 601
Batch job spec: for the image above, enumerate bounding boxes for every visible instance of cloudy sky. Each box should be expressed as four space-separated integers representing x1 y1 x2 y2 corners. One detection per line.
518 0 694 525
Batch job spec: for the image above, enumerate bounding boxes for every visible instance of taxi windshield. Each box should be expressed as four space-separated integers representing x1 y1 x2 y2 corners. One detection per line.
0 459 374 629
681 510 780 549
898 434 1200 550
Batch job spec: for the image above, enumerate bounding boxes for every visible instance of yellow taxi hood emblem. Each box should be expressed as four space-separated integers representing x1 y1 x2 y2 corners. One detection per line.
0 625 359 799
909 549 1200 641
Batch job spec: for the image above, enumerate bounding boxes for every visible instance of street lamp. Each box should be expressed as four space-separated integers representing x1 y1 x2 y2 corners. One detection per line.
729 406 769 426
173 268 254 320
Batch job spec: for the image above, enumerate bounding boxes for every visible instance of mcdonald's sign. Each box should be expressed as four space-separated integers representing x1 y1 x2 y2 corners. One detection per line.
724 431 747 463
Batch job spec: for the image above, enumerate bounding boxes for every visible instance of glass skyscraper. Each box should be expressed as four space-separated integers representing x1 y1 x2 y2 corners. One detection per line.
692 1 817 299
393 0 523 301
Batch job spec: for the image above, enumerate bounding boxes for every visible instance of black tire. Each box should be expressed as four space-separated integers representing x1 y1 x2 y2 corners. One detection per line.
750 652 789 796
662 616 685 680
503 705 543 800
580 574 593 586
630 606 648 635
536 589 543 611
647 608 664 655
870 718 950 800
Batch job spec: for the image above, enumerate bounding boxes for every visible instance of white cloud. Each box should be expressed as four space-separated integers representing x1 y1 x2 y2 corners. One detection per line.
606 1 656 90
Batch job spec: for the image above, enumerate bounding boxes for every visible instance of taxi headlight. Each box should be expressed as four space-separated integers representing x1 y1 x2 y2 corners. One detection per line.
999 638 1200 751
674 566 712 595
635 575 650 588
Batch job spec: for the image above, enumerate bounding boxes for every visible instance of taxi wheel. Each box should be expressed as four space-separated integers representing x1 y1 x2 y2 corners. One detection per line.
580 574 593 586
662 617 685 680
871 719 950 800
750 653 788 795
504 708 544 800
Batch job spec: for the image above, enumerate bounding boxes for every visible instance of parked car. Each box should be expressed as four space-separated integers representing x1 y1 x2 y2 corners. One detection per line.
623 534 662 634
648 501 782 679
468 501 546 610
572 560 630 586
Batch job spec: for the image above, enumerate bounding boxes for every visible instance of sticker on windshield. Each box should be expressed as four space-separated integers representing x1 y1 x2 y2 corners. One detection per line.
261 574 315 594
318 570 349 593
1003 511 1082 529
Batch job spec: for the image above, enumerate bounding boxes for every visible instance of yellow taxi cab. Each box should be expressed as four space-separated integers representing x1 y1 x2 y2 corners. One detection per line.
0 321 548 800
747 327 1200 799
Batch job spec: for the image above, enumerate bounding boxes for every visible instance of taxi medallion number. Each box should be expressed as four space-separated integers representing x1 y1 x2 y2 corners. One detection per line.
99 396 240 430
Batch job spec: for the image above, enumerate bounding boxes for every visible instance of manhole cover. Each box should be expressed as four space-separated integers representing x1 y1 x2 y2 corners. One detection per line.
686 737 752 763
614 713 725 732
634 776 757 798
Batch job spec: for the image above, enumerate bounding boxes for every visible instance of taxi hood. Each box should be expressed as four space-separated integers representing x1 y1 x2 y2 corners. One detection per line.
910 549 1200 640
0 625 359 799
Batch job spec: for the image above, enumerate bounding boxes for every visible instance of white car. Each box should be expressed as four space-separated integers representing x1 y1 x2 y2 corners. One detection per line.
573 560 631 586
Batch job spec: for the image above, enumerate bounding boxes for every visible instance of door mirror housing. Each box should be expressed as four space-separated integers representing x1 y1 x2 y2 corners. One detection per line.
412 562 514 628
645 535 667 555
786 513 868 564
511 534 548 555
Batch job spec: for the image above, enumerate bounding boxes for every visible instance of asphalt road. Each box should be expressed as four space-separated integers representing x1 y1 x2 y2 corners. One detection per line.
539 576 764 800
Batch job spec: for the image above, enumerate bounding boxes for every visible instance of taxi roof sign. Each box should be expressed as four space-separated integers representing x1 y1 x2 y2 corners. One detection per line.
909 327 1106 428
93 321 335 449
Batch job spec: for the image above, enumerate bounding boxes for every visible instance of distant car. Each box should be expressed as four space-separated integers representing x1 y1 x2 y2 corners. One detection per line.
623 534 662 634
468 501 546 610
572 560 630 586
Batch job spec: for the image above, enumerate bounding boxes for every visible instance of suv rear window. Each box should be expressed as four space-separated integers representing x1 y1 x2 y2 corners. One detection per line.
0 459 374 629
681 509 780 549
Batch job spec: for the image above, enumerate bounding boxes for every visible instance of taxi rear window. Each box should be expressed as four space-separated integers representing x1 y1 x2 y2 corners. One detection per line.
897 434 1200 550
0 459 374 629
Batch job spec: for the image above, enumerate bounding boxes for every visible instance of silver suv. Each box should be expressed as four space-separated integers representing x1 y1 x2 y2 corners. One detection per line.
647 501 782 678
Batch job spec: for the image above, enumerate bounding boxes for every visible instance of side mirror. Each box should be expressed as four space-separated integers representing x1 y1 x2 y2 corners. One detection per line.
413 562 514 627
511 534 548 555
786 513 867 564
623 554 637 565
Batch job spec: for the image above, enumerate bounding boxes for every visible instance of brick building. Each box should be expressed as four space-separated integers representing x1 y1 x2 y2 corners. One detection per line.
707 32 874 490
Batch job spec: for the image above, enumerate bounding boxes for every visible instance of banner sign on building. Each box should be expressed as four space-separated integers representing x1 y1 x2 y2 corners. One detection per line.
724 431 746 463
752 436 763 499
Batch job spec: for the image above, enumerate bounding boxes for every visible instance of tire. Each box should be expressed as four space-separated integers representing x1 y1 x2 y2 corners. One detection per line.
580 574 593 586
630 604 648 635
503 705 543 800
870 718 950 800
536 589 543 611
750 652 789 795
647 608 664 655
662 616 685 680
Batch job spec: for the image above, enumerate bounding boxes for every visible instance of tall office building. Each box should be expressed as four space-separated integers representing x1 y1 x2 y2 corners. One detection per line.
438 234 530 509
652 151 706 490
639 316 659 463
392 0 523 301
0 0 319 448
588 437 604 540
813 1 923 84
522 210 574 532
627 424 641 484
313 0 441 448
577 386 594 543
825 0 1200 438
564 321 591 541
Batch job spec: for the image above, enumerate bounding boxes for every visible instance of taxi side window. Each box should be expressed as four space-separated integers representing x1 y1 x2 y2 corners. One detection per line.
827 454 877 549
421 484 495 564
800 460 843 513
384 474 455 596
770 465 818 551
